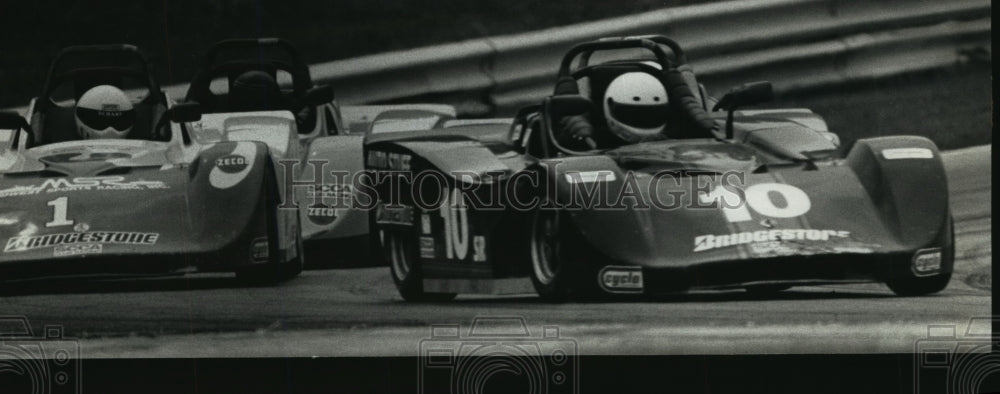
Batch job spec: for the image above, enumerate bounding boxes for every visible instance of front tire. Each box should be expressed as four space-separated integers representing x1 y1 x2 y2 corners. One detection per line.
236 164 304 285
384 229 456 302
528 209 601 301
886 271 952 296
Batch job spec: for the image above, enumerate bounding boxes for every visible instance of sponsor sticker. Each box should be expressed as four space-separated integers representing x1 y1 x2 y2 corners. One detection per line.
912 248 942 276
250 237 269 262
564 171 616 184
307 206 337 226
209 142 256 189
53 243 102 257
366 151 411 171
472 235 487 262
882 148 933 160
305 184 353 200
599 266 644 293
376 204 414 226
0 176 168 198
421 214 432 235
5 231 159 253
419 236 435 258
693 229 850 253
215 155 248 173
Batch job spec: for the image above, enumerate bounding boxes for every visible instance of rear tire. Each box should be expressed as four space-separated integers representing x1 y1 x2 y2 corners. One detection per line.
384 229 456 302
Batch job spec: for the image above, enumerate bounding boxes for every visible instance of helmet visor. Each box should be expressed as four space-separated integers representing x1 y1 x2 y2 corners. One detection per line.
76 107 135 131
607 98 668 129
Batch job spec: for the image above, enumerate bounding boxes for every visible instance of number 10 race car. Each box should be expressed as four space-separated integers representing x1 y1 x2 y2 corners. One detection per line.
365 36 954 301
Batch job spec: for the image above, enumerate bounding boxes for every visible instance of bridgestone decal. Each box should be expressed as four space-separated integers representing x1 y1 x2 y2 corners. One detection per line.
5 231 159 253
693 229 849 252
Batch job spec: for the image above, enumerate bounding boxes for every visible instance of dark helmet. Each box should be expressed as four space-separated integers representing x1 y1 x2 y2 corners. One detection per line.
229 70 283 111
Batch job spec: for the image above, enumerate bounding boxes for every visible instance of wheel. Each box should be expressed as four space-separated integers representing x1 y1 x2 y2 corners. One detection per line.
887 270 952 296
384 229 456 302
744 284 792 295
236 163 304 285
528 209 601 301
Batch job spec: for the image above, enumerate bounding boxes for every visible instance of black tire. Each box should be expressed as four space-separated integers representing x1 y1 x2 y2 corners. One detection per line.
887 272 952 296
384 229 456 302
744 284 792 295
528 209 602 302
236 164 304 285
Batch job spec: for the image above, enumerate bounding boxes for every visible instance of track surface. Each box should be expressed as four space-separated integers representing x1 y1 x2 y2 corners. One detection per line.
0 146 990 356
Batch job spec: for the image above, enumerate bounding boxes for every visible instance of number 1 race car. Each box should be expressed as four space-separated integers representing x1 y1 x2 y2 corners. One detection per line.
0 44 303 284
365 36 954 301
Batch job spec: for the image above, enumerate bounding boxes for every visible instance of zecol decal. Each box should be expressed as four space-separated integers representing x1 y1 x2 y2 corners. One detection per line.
209 142 256 189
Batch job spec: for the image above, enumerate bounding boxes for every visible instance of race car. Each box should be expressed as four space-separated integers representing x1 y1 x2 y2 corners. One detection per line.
365 36 954 301
0 44 303 284
183 38 456 264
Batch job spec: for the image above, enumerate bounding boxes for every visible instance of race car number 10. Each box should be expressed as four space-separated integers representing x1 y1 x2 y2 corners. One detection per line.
439 188 469 260
700 183 811 223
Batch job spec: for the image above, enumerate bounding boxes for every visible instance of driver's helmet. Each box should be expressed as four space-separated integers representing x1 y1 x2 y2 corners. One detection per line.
230 70 283 111
75 85 135 139
602 72 669 143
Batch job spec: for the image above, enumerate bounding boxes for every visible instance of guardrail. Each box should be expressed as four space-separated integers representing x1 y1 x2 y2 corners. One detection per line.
26 0 998 115
299 0 989 112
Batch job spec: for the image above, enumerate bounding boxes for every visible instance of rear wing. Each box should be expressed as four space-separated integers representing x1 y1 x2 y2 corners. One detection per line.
339 104 457 134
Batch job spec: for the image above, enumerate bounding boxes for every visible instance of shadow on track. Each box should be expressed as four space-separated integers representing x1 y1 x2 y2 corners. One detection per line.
442 288 899 305
0 274 269 297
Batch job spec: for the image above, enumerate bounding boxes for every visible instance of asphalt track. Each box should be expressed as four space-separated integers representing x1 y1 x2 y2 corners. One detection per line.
0 145 990 356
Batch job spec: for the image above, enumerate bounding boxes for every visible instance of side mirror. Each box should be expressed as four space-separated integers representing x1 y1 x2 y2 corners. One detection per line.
0 111 29 131
304 85 334 107
155 102 202 142
0 112 33 149
168 101 203 123
712 81 773 139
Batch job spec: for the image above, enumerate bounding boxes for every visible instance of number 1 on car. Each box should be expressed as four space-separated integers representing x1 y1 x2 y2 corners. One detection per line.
46 196 75 227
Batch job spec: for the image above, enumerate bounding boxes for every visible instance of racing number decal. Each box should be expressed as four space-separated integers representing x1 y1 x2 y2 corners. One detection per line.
439 188 469 260
45 196 75 227
700 183 811 223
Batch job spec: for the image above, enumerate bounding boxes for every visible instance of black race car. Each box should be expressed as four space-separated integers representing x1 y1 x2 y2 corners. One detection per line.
364 36 953 301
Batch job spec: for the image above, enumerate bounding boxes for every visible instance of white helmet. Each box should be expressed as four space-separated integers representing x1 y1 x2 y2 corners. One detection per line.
75 85 135 139
603 72 669 143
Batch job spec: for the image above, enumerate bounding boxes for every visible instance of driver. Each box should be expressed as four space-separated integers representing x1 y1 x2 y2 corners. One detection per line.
75 85 135 139
559 71 669 148
229 70 284 112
